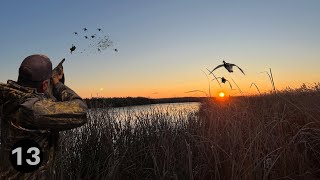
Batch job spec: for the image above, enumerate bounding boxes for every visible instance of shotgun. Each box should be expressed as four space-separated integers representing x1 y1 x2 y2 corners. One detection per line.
45 58 65 99
52 58 65 84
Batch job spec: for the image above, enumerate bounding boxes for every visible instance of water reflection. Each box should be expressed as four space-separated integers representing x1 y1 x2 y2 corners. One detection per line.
88 102 200 121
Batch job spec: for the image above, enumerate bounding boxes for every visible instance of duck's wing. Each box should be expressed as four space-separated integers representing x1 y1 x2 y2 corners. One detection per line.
231 64 245 75
208 64 224 75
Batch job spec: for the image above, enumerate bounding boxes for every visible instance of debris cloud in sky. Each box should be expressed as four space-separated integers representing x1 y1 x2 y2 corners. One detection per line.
70 27 117 55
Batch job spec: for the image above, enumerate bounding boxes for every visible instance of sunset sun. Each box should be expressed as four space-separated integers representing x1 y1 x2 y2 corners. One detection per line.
219 92 225 98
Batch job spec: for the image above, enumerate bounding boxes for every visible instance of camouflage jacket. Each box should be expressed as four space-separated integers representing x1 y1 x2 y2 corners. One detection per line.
0 80 88 179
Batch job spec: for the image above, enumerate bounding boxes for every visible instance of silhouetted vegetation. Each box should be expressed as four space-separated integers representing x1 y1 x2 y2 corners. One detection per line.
54 83 320 179
84 96 206 108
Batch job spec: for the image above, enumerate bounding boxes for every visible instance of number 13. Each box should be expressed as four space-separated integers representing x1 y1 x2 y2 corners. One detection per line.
12 147 41 165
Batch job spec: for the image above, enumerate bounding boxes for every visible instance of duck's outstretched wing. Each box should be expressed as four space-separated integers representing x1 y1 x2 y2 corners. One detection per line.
231 64 245 75
206 68 221 87
208 64 224 75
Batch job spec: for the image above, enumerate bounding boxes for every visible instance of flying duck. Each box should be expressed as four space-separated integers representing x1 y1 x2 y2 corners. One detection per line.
73 32 78 35
83 28 87 31
209 60 245 75
84 36 88 39
70 44 76 54
211 77 234 90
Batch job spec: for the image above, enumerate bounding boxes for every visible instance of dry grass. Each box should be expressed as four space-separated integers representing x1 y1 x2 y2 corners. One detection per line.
55 83 320 179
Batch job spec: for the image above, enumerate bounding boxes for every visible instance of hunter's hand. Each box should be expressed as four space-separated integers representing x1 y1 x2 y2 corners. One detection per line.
52 66 64 85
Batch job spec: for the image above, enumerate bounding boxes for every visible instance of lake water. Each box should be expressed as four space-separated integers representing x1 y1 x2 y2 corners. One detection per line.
88 102 201 121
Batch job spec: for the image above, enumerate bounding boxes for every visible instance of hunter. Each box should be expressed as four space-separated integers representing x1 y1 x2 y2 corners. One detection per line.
0 54 88 179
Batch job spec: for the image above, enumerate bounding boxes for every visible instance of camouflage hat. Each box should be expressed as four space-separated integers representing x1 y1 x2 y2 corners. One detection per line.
18 54 52 83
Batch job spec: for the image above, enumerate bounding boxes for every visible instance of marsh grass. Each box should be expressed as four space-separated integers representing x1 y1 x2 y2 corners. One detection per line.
55 83 320 179
260 68 276 93
250 83 261 95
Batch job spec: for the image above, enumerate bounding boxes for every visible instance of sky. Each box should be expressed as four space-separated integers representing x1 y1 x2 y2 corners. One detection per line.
0 0 320 98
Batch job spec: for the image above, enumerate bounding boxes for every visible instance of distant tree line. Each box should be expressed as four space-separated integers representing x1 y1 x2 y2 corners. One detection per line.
84 97 206 108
